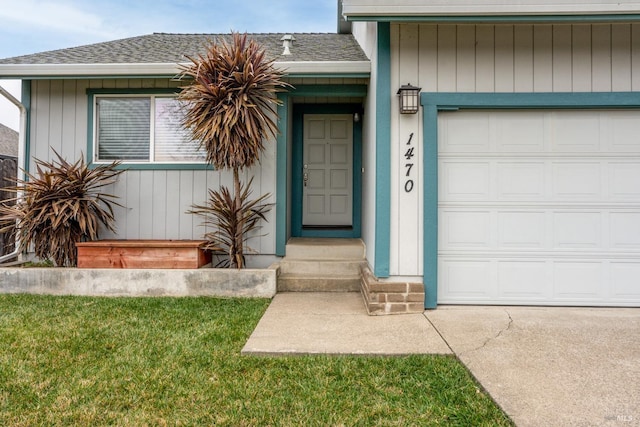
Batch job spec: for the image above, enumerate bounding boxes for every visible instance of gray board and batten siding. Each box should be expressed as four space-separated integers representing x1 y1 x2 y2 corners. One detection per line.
28 78 276 254
26 76 368 256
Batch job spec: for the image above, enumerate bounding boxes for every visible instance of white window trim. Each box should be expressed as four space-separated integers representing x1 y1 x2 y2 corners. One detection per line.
93 93 206 165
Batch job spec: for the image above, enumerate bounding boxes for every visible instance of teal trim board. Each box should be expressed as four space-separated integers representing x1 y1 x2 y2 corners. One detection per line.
275 84 368 256
286 84 368 98
291 104 363 239
275 94 289 257
374 21 391 278
420 91 640 309
86 88 181 96
422 104 438 310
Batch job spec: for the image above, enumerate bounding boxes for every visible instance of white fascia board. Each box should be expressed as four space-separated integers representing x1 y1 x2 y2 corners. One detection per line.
274 61 370 75
0 63 183 78
0 61 370 79
342 0 640 16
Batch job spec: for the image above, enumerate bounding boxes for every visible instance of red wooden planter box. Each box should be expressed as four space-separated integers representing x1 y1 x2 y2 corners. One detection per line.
76 240 212 269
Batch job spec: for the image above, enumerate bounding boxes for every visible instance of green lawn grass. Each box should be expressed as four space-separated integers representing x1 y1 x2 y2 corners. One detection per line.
0 295 513 426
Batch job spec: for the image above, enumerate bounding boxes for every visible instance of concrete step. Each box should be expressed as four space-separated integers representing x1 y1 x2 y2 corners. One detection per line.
285 238 365 260
278 259 365 276
277 274 361 292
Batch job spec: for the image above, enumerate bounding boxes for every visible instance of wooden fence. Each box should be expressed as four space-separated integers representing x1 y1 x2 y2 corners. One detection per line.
0 156 17 256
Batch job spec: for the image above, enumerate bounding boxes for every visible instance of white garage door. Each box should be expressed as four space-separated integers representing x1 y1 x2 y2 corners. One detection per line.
438 109 640 306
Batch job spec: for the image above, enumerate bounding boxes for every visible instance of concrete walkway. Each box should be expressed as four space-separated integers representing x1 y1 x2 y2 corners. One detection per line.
243 292 640 427
242 292 451 355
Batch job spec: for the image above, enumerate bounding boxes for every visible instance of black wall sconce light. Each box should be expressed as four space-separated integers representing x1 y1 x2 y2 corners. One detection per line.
397 83 421 114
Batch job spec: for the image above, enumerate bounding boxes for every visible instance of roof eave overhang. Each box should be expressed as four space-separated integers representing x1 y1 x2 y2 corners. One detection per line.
344 13 640 23
343 3 640 24
0 61 371 80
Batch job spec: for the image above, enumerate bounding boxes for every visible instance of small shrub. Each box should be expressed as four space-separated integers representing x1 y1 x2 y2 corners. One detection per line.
0 151 123 267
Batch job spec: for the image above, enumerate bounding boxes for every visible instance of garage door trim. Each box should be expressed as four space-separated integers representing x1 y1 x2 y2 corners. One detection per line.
420 91 640 308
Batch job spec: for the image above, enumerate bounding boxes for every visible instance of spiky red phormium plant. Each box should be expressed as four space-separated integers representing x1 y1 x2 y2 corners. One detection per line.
179 33 291 268
0 151 123 267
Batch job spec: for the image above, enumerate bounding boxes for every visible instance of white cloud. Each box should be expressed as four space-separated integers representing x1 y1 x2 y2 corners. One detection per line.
0 0 124 41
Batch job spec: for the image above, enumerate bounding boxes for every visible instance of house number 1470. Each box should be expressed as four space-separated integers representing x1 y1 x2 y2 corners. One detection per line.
404 133 414 193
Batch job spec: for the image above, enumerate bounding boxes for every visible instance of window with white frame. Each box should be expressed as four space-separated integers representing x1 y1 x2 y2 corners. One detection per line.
94 95 206 163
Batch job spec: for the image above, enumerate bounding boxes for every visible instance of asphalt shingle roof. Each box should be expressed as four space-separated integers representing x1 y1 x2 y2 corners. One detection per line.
0 33 368 65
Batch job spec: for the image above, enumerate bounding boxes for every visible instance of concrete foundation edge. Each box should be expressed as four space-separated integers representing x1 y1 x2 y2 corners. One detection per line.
0 265 279 298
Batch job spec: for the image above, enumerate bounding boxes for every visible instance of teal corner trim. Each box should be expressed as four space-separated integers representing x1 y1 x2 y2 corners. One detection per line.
422 104 438 310
21 80 31 175
420 91 640 309
291 104 363 239
374 21 391 278
275 94 289 257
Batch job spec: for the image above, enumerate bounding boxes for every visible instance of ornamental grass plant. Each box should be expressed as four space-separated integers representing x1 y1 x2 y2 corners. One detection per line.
0 151 123 266
188 177 271 268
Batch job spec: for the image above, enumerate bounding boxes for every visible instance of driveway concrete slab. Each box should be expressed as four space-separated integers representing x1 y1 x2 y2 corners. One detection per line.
425 306 640 427
242 292 451 355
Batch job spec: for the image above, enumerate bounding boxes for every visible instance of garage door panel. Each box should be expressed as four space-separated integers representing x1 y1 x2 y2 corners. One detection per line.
439 112 490 152
440 161 490 200
439 257 640 305
610 112 640 150
552 162 602 199
497 162 546 199
610 162 640 199
441 207 640 253
497 261 549 298
439 259 494 299
495 113 546 152
550 111 602 152
438 109 640 306
553 212 602 249
440 210 491 248
497 212 546 248
553 261 603 299
442 159 640 202
610 213 640 249
610 262 640 298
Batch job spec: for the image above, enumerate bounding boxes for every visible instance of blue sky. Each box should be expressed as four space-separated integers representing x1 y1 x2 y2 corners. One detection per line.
0 0 338 130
